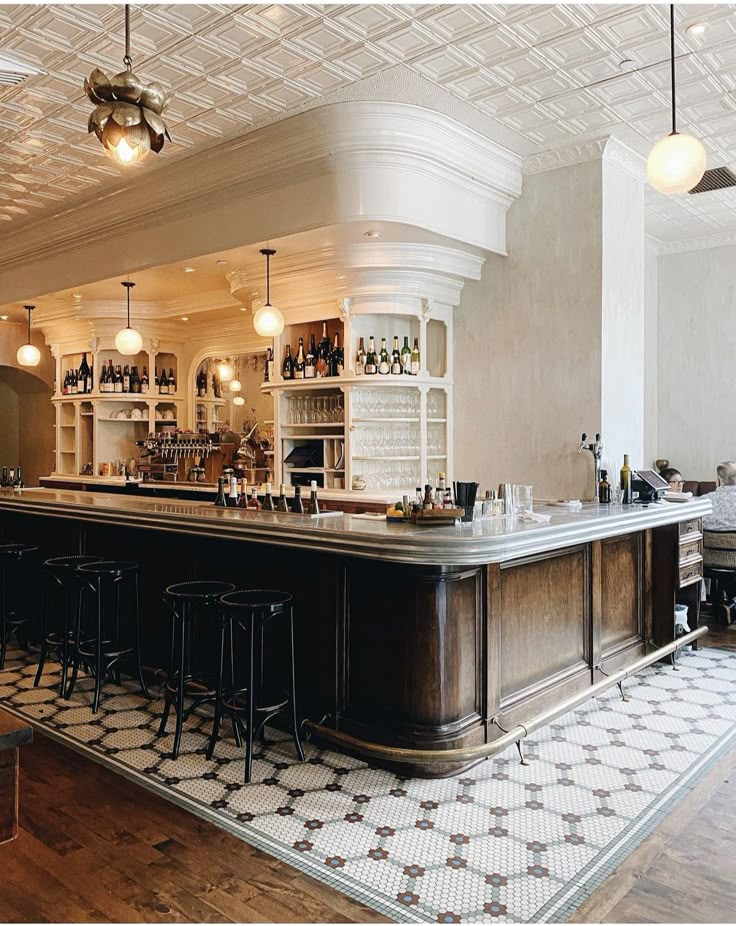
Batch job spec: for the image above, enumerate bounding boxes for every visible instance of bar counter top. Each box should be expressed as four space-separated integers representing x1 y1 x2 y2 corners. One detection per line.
0 488 712 566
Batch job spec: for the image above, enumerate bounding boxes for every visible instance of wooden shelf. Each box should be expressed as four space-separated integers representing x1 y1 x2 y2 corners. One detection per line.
53 393 183 403
352 417 419 423
282 422 345 428
263 374 451 393
353 456 420 461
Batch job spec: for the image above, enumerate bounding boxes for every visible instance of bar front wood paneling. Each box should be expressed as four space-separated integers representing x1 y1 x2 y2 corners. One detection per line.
0 490 710 777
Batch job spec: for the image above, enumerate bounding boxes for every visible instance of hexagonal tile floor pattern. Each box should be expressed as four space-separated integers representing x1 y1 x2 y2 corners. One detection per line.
2 645 736 923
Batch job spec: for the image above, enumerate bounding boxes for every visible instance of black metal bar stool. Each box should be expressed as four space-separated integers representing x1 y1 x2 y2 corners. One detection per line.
35 555 103 697
157 580 235 759
209 589 305 783
0 543 39 670
76 560 150 713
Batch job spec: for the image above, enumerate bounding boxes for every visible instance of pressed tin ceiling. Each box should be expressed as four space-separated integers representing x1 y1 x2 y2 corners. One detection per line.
0 3 735 246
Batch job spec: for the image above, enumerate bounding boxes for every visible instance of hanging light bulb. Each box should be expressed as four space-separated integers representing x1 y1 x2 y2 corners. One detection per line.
85 5 170 166
218 360 234 382
16 305 41 367
229 378 242 392
232 395 245 406
115 281 143 355
647 4 706 193
253 248 285 337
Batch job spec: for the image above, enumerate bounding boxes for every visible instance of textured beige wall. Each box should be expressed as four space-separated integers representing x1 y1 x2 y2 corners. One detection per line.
643 249 659 469
19 389 55 486
0 381 19 470
454 160 603 500
658 243 736 481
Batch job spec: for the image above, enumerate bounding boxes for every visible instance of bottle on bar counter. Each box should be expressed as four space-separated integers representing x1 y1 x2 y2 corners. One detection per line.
238 477 248 508
282 344 294 380
411 337 421 375
414 486 423 514
13 467 23 490
598 469 611 504
247 485 261 510
309 480 320 516
214 477 227 507
378 338 390 375
293 484 305 514
434 472 446 509
390 336 402 375
262 483 276 511
227 475 239 507
277 483 289 512
294 338 306 379
355 337 366 375
423 484 433 510
0 466 7 488
401 336 412 374
331 332 344 377
620 454 632 505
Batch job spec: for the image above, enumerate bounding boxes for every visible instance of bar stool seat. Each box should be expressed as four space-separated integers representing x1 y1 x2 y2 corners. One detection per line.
210 588 305 783
35 554 102 697
76 560 149 712
0 543 39 670
158 579 235 759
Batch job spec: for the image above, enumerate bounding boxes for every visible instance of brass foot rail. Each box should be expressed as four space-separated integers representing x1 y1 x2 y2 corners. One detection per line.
302 626 708 766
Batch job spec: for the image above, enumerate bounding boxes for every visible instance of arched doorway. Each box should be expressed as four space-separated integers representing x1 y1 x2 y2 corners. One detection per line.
0 366 54 487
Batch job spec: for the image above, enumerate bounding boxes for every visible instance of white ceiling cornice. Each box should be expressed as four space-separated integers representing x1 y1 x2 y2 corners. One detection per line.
652 228 736 256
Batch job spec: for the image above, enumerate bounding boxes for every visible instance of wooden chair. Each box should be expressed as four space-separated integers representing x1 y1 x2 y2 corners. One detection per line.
703 530 736 625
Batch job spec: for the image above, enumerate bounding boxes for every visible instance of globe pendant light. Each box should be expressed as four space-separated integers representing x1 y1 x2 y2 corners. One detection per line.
647 4 707 194
233 395 246 406
253 248 285 338
115 281 143 355
229 378 242 392
217 360 234 382
16 305 41 367
85 4 171 166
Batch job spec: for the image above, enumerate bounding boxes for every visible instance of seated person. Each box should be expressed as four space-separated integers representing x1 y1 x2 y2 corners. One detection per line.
703 462 736 531
660 467 685 492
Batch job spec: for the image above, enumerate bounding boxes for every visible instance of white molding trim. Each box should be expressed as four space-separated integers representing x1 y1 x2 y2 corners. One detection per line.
0 101 522 304
652 228 736 256
523 137 608 175
602 136 646 184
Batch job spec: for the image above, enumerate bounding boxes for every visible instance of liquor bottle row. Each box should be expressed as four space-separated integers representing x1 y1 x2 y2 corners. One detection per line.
61 353 93 394
281 324 344 380
195 370 225 399
0 465 24 490
215 477 322 515
356 336 420 376
98 359 176 394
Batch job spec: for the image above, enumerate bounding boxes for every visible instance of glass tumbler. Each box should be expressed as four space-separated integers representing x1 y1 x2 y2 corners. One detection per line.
512 484 533 513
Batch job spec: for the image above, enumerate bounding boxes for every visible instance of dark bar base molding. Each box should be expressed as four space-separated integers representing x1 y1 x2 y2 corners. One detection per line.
0 490 709 778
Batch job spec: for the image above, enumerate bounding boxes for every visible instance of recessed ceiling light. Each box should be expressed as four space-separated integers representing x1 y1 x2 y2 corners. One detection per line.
181 316 189 321
216 258 229 265
240 306 248 312
363 230 381 238
0 315 8 321
182 266 196 273
686 21 709 37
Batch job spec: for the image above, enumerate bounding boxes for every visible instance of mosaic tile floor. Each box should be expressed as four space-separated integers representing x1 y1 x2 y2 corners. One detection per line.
2 646 736 923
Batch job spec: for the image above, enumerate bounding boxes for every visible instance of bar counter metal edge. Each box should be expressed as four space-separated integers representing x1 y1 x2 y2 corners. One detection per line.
0 489 712 778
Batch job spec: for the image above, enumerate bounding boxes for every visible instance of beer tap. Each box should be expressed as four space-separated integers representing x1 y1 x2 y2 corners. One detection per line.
578 432 603 502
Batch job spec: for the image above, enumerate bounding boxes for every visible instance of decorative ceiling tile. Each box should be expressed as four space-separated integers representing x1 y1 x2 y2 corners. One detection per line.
456 24 531 66
327 43 392 79
250 40 320 78
242 4 323 39
474 84 535 115
520 66 579 101
252 79 319 112
372 22 442 62
409 47 477 84
414 5 489 42
512 5 583 44
287 20 353 58
326 4 410 42
435 68 505 102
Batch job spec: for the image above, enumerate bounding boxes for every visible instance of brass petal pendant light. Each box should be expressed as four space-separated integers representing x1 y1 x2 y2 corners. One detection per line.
85 4 171 166
647 4 707 194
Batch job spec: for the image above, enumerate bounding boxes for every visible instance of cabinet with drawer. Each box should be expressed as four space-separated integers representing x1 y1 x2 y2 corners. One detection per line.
651 517 703 647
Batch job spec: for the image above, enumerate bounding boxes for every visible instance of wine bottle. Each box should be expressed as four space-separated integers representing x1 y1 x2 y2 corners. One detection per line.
277 483 289 512
79 352 91 394
401 336 411 374
141 366 149 394
0 466 7 488
168 368 176 393
378 338 390 375
107 359 115 393
309 480 320 516
390 336 401 375
356 337 366 375
8 468 14 486
364 337 377 375
411 337 420 375
598 469 611 504
316 323 330 377
114 365 123 393
13 466 23 490
304 335 316 379
264 349 272 384
331 332 344 376
71 369 78 394
227 475 239 507
246 486 261 509
160 369 169 395
294 338 305 379
198 370 206 396
620 454 632 505
131 366 141 393
282 344 294 380
89 364 94 393
123 364 130 393
214 477 227 507
262 482 276 511
62 371 69 395
293 484 305 514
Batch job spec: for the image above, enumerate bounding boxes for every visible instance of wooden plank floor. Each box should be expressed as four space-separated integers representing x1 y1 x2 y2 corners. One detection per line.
1 625 735 923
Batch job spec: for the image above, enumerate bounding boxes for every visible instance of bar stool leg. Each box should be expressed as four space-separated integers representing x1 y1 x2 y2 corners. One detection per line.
206 619 226 761
228 618 242 749
258 620 267 744
0 558 7 671
33 576 51 688
92 577 104 714
244 612 255 784
172 602 186 760
134 571 149 699
59 586 71 697
288 606 305 763
157 602 176 739
66 582 87 700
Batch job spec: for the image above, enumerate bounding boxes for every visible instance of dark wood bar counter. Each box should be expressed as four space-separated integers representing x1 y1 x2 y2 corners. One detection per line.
0 489 711 777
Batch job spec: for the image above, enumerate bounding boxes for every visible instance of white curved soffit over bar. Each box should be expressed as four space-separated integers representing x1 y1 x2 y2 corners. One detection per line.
0 102 523 306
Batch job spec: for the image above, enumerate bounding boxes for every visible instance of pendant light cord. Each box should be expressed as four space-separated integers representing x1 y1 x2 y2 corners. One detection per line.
123 4 132 70
25 305 32 342
266 252 271 305
121 281 135 328
670 4 677 134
